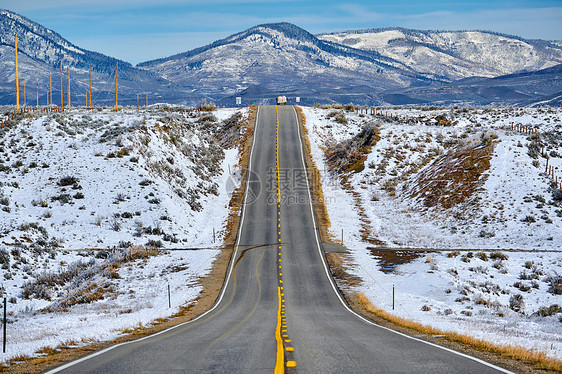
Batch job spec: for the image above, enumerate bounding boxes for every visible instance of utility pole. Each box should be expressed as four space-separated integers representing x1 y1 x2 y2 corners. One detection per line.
67 69 71 107
60 60 63 110
49 76 52 106
115 62 118 111
15 34 20 114
36 77 39 107
89 65 92 108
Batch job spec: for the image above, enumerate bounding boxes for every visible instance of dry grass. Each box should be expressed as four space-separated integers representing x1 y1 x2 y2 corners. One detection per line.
355 293 562 372
295 106 332 242
35 347 59 357
223 104 256 245
326 253 362 287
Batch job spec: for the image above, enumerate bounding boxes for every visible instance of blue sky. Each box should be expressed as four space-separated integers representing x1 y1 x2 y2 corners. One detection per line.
4 0 562 65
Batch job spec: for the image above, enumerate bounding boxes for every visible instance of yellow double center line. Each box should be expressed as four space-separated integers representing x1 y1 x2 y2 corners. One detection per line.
274 106 296 373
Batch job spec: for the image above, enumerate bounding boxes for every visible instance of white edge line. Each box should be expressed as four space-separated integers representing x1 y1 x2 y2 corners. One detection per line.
44 107 261 374
291 106 513 374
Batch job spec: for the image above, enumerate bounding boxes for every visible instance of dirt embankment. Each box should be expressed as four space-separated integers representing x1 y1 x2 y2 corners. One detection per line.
295 106 332 243
407 141 496 210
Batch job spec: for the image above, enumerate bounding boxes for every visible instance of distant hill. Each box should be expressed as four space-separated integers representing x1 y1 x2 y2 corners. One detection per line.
139 23 562 105
1 10 562 106
318 27 562 81
390 63 562 106
137 22 438 105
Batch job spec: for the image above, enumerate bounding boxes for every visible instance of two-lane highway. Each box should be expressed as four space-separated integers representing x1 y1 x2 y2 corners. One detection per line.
47 106 510 373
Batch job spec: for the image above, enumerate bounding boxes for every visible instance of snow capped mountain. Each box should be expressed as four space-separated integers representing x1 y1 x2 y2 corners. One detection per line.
139 23 562 105
137 23 434 103
318 28 562 81
1 9 562 106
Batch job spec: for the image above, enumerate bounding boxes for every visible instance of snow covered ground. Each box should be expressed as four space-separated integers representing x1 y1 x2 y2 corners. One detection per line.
303 105 562 359
0 106 248 363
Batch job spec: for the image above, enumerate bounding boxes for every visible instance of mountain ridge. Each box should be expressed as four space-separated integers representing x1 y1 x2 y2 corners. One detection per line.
1 9 562 106
318 26 560 45
317 27 562 80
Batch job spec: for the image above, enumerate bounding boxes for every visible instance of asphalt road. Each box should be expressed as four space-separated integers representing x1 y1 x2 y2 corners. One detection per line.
47 106 510 373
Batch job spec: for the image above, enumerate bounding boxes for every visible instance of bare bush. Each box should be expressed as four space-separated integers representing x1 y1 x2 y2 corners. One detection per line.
509 294 525 312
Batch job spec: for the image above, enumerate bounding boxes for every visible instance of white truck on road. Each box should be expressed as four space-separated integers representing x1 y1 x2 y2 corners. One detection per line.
276 96 287 105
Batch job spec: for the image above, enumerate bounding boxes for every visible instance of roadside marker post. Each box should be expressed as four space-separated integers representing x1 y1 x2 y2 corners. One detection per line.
168 284 171 309
3 297 6 353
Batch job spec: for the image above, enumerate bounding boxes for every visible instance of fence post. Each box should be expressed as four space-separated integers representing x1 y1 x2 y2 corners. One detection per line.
168 284 171 308
392 286 395 311
3 297 6 353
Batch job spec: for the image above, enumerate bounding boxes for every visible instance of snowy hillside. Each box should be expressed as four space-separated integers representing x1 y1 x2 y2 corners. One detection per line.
318 28 562 81
0 106 249 363
303 105 562 359
139 23 562 105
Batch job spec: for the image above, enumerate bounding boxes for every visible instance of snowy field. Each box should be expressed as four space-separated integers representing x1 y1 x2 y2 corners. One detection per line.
303 105 562 359
0 106 247 363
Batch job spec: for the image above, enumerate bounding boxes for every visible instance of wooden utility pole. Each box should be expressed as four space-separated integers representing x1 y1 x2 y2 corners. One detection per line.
24 80 26 107
49 76 52 106
15 34 20 114
36 77 39 107
88 65 92 108
60 60 63 110
67 69 71 107
115 62 118 111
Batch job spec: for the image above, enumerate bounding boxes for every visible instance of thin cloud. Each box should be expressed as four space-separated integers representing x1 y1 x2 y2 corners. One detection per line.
334 3 385 23
395 7 562 40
